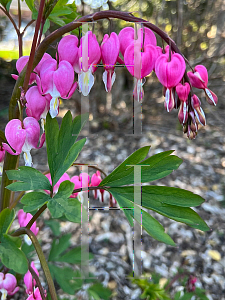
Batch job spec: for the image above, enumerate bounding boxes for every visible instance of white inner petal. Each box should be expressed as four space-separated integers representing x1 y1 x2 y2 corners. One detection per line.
23 151 33 167
102 70 108 92
0 288 8 300
49 97 59 118
79 68 95 96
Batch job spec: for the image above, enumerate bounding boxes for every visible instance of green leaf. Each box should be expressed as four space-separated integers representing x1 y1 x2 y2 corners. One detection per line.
43 19 50 34
48 16 66 26
109 185 204 207
180 293 194 300
87 283 112 300
0 0 12 9
0 234 28 274
47 181 86 223
6 166 52 192
108 186 209 231
25 0 34 11
45 111 88 186
50 6 73 17
99 146 150 186
49 264 83 294
109 190 175 246
99 150 182 187
0 208 15 238
21 192 51 212
48 234 71 262
45 219 60 236
56 245 94 264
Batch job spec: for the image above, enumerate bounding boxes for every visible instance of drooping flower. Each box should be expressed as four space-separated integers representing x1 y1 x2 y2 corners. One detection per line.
91 170 102 199
25 86 51 125
176 82 190 124
37 58 77 118
101 32 120 92
124 40 157 101
187 65 218 106
191 94 206 126
24 262 39 295
58 34 79 69
26 287 45 300
2 117 45 167
45 172 70 195
18 209 39 236
77 31 101 96
0 147 5 176
70 175 82 198
0 272 19 300
118 26 157 57
155 52 186 112
11 53 51 84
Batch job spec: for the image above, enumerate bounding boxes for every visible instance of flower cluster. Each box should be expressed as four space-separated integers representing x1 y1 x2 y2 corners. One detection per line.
2 25 218 168
45 170 117 207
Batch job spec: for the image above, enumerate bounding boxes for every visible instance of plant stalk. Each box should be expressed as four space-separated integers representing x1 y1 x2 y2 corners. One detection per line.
12 228 57 300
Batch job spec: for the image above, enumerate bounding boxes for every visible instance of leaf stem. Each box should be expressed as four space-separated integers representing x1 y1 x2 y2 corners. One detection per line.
12 228 57 300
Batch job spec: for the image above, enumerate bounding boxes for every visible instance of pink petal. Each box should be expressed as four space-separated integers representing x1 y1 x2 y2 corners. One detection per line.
58 35 79 68
78 31 101 72
176 82 190 101
101 32 120 69
39 58 57 94
34 53 52 75
4 119 26 154
155 53 186 88
23 117 40 150
53 61 74 98
125 42 156 78
119 27 157 57
25 86 48 121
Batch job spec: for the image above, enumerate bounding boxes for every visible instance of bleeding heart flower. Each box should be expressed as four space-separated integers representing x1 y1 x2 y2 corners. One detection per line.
2 117 45 167
58 34 79 69
0 273 19 300
24 262 39 295
77 31 101 96
124 40 157 102
191 94 206 126
91 170 102 199
118 26 157 57
101 32 120 92
70 175 82 198
155 52 186 112
187 65 218 106
25 86 51 126
11 53 51 84
176 82 190 124
26 287 45 300
45 172 71 195
37 58 77 118
18 209 39 236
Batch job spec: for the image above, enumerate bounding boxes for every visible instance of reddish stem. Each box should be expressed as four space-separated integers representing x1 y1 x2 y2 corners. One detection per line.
23 0 46 93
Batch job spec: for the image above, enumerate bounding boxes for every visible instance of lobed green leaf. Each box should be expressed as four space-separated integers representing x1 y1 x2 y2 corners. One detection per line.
6 166 52 192
21 192 51 212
